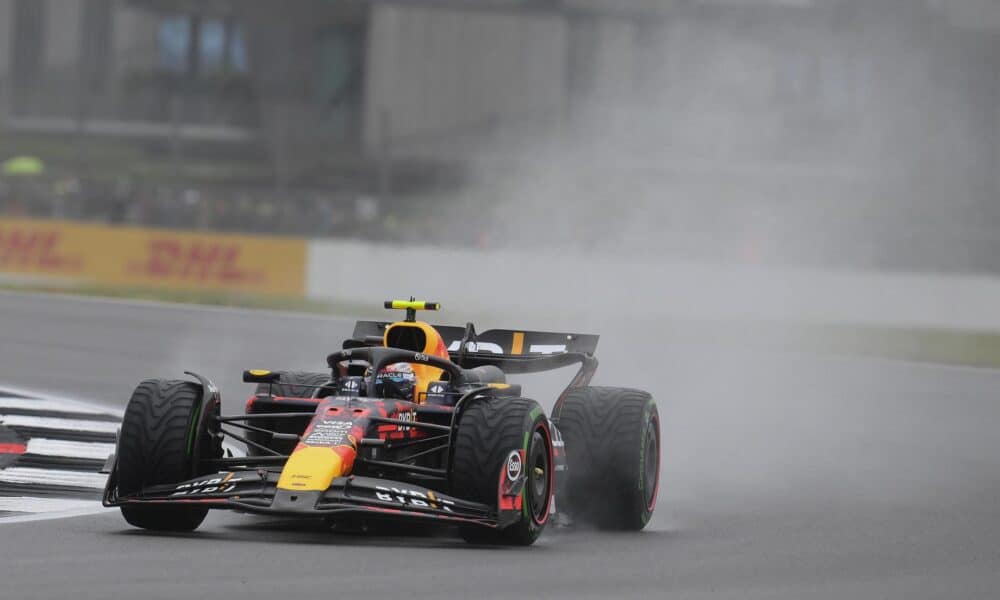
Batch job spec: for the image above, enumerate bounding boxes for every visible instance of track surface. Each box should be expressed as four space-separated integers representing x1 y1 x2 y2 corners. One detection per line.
1 292 999 599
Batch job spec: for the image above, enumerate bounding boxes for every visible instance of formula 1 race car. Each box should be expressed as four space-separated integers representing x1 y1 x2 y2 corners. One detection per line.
103 300 660 545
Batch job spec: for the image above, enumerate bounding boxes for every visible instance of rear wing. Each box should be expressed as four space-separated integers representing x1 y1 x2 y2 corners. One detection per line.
351 321 599 358
350 320 599 416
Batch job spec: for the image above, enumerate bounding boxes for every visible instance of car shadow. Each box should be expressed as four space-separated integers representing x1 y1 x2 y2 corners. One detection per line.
108 514 681 551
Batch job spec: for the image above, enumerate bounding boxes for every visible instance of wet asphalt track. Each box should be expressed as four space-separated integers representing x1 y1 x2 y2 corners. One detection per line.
1 291 999 599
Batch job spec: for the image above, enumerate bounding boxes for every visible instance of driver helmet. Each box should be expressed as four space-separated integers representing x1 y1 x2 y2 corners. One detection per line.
375 363 417 400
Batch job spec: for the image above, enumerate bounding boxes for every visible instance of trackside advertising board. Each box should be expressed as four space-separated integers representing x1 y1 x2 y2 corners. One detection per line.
0 218 306 296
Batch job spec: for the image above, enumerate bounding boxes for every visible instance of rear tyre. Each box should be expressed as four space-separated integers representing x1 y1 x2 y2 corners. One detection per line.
248 371 332 455
116 379 219 532
452 397 553 546
556 387 659 531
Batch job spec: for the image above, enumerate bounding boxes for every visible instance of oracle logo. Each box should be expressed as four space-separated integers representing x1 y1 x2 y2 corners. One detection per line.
0 229 82 272
128 239 264 284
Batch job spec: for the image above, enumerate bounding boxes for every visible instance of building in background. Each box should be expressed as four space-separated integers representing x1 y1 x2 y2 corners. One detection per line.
0 0 998 269
1 0 995 181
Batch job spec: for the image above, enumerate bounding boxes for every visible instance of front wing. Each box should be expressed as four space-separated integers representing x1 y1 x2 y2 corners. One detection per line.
104 471 495 527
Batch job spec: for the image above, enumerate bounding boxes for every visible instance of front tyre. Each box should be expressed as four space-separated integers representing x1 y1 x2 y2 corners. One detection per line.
116 379 219 532
452 397 553 545
556 387 660 530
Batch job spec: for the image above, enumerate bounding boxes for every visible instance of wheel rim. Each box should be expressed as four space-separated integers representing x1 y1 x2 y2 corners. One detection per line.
526 429 550 524
643 418 660 511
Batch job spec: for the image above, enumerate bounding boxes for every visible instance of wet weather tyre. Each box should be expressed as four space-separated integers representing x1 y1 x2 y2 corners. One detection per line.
247 371 332 455
116 379 218 532
452 397 553 546
556 387 659 531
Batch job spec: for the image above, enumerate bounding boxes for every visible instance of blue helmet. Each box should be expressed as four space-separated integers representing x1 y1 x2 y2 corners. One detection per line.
374 363 416 400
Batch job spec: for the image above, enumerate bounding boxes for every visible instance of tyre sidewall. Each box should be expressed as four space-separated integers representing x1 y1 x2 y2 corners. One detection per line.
493 403 553 544
452 397 554 545
521 410 554 537
634 399 659 528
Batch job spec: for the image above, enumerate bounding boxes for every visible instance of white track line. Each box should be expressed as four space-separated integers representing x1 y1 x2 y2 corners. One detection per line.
0 503 111 525
0 385 123 417
0 288 357 323
0 397 119 417
0 415 119 434
24 438 115 461
0 496 100 514
0 467 107 489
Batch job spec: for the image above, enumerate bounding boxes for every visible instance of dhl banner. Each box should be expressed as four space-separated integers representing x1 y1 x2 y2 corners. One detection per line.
0 217 306 296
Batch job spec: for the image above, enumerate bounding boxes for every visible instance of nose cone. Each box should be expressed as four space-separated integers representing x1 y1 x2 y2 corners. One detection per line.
277 445 356 491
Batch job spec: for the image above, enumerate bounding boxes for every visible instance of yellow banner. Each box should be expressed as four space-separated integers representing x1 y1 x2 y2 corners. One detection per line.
0 217 306 296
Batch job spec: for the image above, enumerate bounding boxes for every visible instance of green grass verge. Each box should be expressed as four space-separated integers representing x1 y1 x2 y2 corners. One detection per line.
793 323 1000 368
653 319 1000 368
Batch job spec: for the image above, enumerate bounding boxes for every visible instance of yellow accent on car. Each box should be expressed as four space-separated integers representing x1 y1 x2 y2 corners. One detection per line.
276 447 345 491
512 332 525 355
386 300 441 311
487 383 512 389
248 369 271 377
384 320 449 403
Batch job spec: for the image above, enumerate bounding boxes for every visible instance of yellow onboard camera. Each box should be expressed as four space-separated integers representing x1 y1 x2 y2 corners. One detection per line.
384 299 440 322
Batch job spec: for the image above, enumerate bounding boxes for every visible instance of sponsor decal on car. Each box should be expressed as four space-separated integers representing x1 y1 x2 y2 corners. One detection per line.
304 420 353 446
340 378 361 397
374 485 455 512
395 410 415 432
171 472 247 496
506 450 523 481
445 340 568 355
446 341 505 354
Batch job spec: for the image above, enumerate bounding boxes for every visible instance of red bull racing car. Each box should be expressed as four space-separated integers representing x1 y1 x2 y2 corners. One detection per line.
103 301 660 545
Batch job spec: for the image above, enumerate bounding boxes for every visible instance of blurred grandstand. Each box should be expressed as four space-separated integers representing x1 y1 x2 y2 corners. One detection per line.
0 0 998 270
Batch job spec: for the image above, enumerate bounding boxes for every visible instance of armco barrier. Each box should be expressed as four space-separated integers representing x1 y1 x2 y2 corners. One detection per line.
0 217 306 296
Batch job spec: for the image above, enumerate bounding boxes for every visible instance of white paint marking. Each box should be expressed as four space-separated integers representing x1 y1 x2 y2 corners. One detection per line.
24 438 115 461
0 415 119 434
0 496 99 514
0 384 123 417
0 467 107 489
0 397 119 416
0 503 112 525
